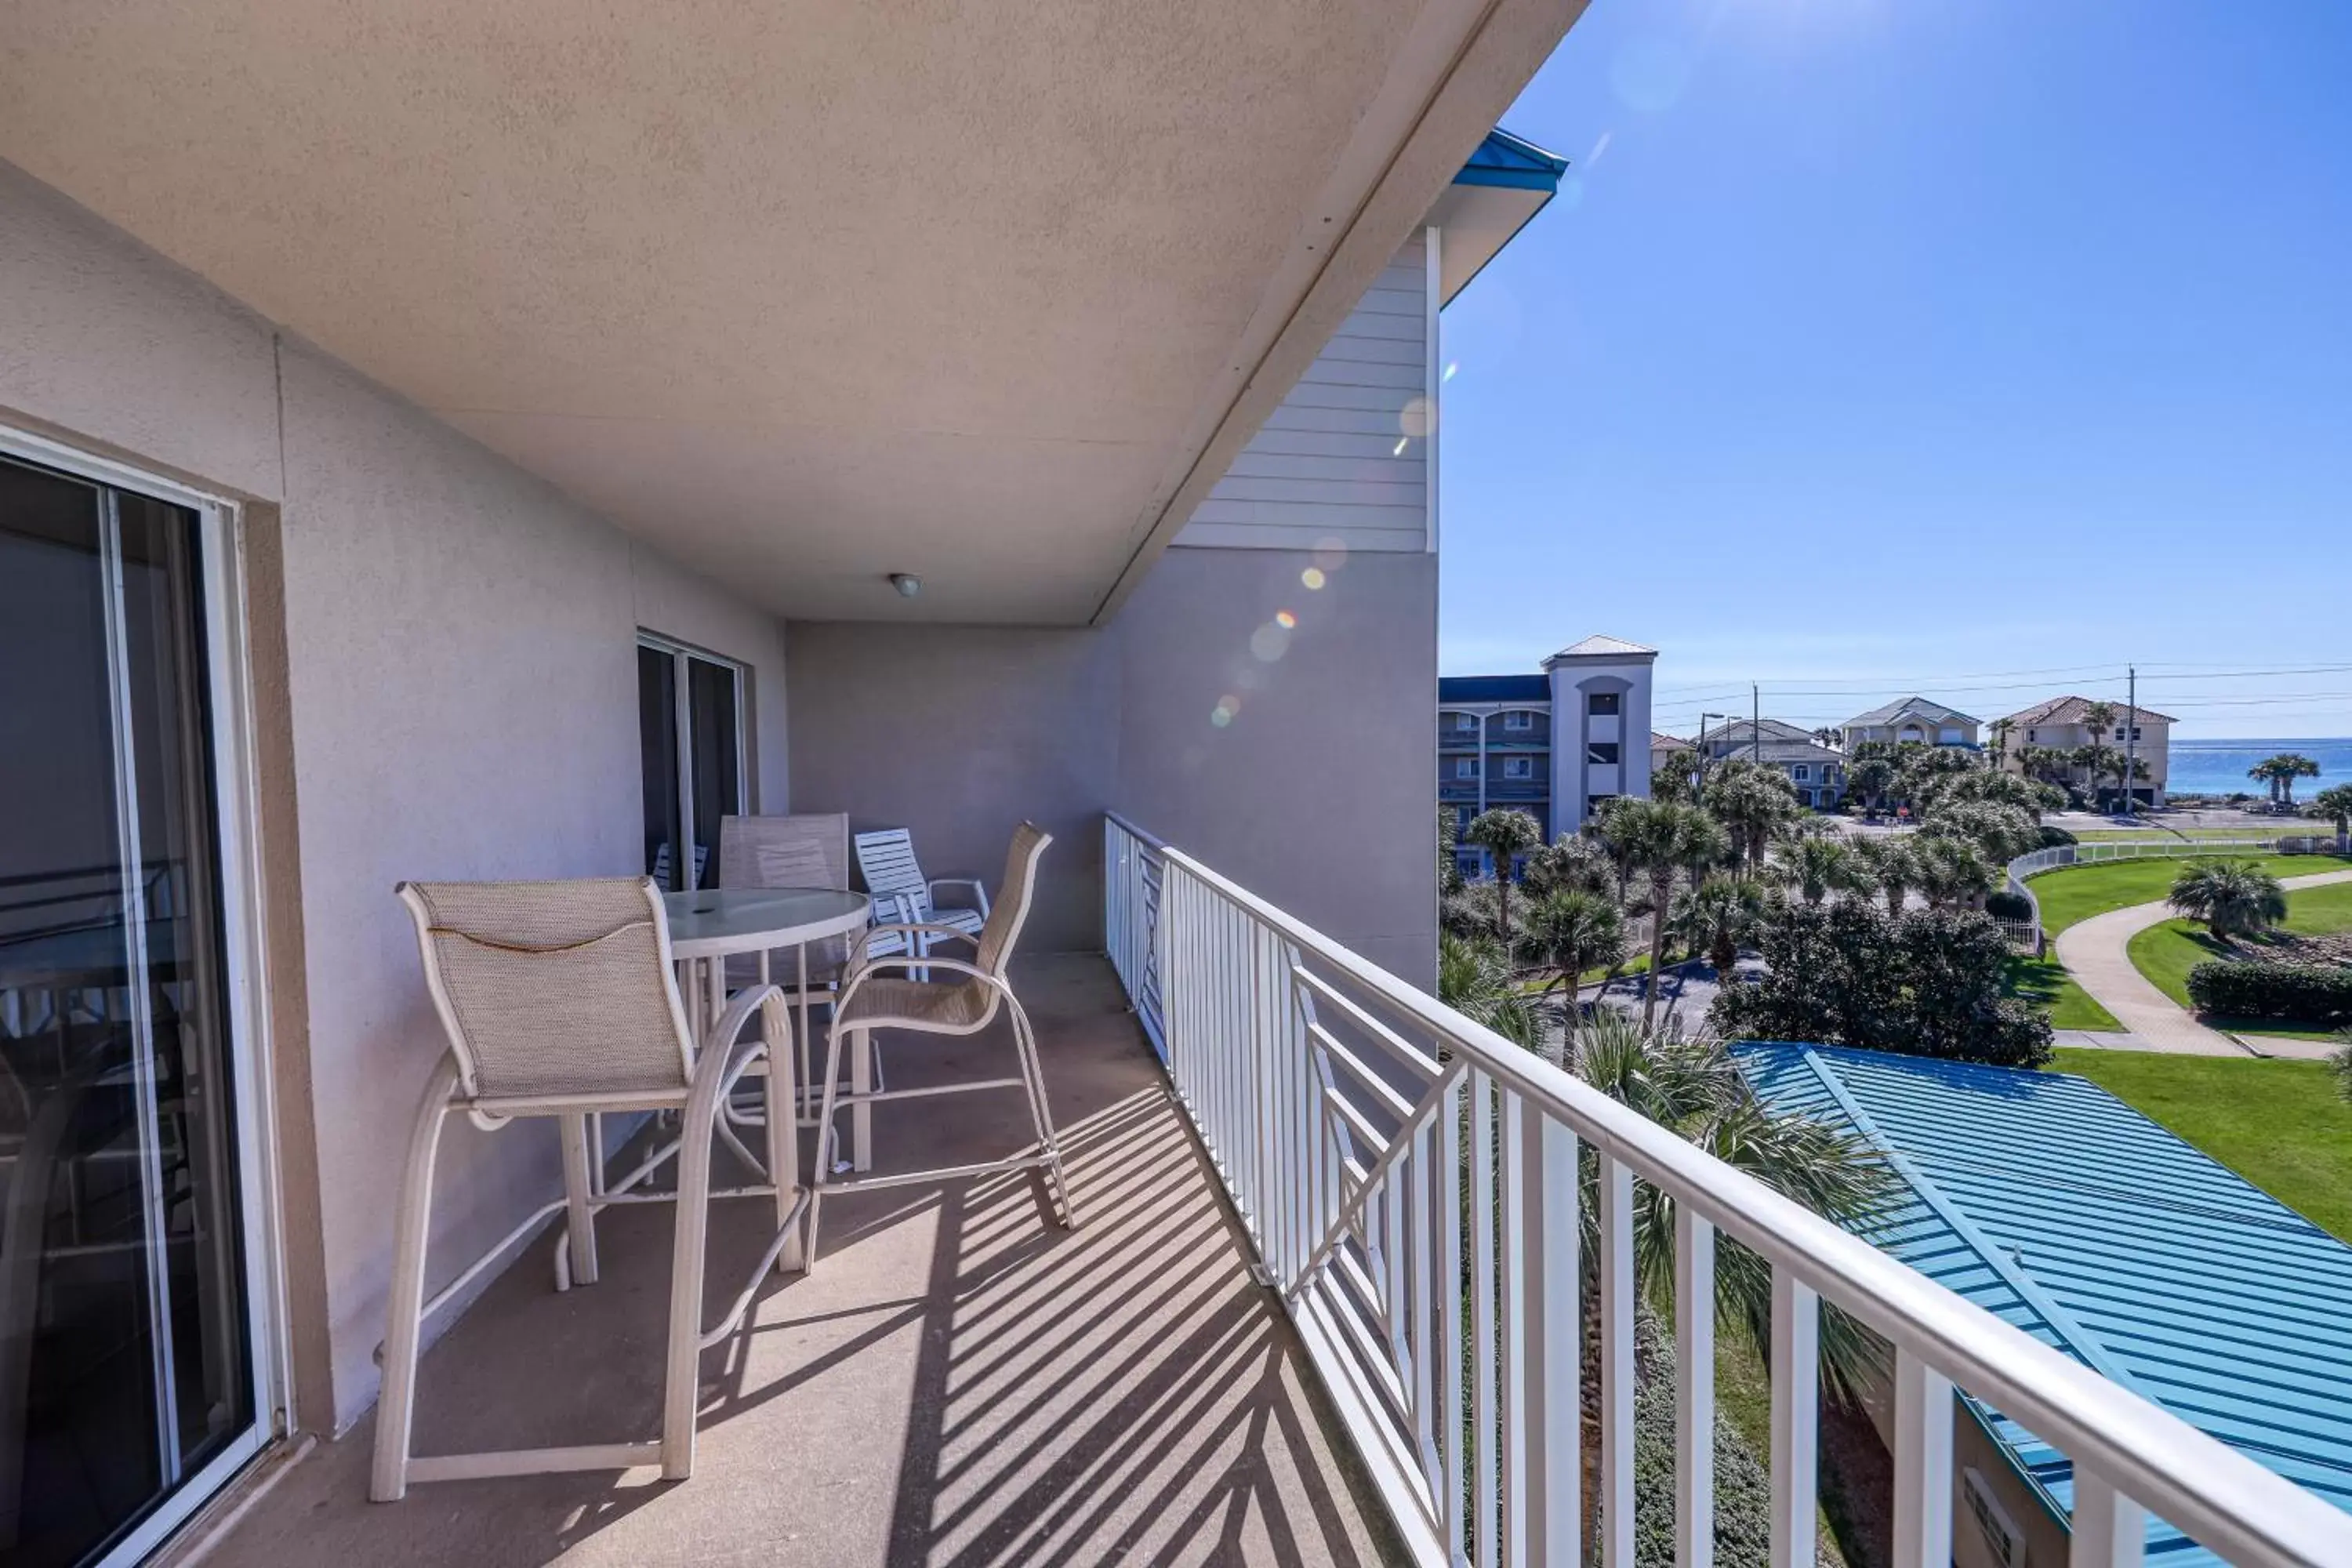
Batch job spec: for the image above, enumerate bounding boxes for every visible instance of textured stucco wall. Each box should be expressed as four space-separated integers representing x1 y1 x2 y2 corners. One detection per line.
787 546 1439 985
1 162 791 1428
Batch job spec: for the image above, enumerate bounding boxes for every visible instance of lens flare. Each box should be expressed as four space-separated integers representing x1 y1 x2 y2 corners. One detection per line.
1301 568 1326 590
1275 611 1296 630
1442 361 1459 383
1399 396 1435 439
1312 537 1349 572
1210 693 1241 728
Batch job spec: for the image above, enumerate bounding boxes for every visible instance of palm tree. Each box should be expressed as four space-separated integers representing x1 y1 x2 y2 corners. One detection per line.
1988 717 2014 771
1588 797 1642 905
1464 808 1541 942
1610 798 1722 1027
1651 747 1701 805
2167 860 2287 941
1563 1011 1893 1404
1524 889 1628 1000
1775 834 1864 906
1850 834 1918 916
1671 875 1765 978
1438 806 1464 897
1524 833 1614 901
1846 755 1896 818
1436 931 1540 1050
2310 782 2352 847
1912 834 1993 909
2249 753 2320 808
1704 761 1798 874
1678 810 1732 901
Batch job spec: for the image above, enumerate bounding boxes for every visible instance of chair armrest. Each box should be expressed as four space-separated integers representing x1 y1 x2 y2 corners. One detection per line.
846 920 978 971
926 875 990 916
836 954 1011 1014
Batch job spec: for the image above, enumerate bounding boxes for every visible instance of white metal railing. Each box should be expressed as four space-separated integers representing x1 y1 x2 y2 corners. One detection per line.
2002 836 2318 951
1105 814 2352 1568
1104 815 1167 1059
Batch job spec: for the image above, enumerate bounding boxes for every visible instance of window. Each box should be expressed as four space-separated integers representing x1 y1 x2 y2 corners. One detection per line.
1588 691 1621 717
1454 757 1477 779
2027 729 2038 743
1451 711 1477 731
1938 727 1963 744
1791 764 1811 782
639 634 746 890
1504 710 1533 731
1587 741 1620 765
1504 757 1532 779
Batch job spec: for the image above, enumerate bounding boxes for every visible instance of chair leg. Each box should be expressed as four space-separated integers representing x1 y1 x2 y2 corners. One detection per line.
804 1021 849 1267
1007 1000 1079 1231
371 1054 462 1504
850 1025 873 1172
661 1040 731 1481
558 1112 600 1288
763 998 804 1273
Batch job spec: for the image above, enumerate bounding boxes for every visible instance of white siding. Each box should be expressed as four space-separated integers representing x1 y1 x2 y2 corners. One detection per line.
1176 233 1433 553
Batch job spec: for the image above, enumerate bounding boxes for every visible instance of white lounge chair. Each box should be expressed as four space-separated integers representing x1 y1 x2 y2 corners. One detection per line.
852 827 987 965
372 877 802 1498
807 824 1076 1261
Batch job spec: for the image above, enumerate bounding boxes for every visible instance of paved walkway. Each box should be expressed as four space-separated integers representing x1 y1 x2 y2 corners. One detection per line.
2052 868 2352 1058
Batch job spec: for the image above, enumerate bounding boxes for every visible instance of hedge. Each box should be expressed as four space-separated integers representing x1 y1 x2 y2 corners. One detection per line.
2187 960 2352 1025
1984 890 2033 923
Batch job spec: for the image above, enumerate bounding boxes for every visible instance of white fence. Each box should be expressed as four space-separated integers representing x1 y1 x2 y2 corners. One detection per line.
2001 836 2343 952
1103 812 2351 1568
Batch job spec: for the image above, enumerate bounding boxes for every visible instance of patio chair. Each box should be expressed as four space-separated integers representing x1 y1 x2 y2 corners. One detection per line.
805 824 1076 1262
852 827 987 965
720 811 863 1106
372 877 804 1500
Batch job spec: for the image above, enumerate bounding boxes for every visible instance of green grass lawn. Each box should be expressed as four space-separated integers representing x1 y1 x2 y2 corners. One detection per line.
2002 953 2120 1029
2054 1048 2352 1242
2026 853 2349 935
2125 880 2352 1040
2070 826 2325 842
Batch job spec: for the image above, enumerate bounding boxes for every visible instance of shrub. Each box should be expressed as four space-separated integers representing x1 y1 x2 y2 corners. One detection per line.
1710 902 2054 1066
1984 890 2033 922
1625 1316 1771 1568
2038 824 2078 849
2187 960 2352 1025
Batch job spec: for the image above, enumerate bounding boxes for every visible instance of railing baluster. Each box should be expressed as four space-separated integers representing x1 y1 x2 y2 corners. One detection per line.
1530 1114 1580 1567
1893 1349 1953 1568
1599 1152 1635 1568
2071 1473 2147 1568
1675 1208 1715 1568
1414 1104 1439 1499
1769 1268 1819 1568
1443 1067 1466 1563
1472 1070 1499 1568
1500 1087 1528 1568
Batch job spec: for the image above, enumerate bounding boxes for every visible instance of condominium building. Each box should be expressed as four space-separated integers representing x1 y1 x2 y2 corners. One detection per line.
1439 635 1658 871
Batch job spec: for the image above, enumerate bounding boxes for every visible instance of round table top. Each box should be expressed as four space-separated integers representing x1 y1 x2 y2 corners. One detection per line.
661 887 870 959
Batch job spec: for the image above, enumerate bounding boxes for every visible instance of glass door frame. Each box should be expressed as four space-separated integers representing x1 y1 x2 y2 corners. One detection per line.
0 425 289 1566
637 631 749 890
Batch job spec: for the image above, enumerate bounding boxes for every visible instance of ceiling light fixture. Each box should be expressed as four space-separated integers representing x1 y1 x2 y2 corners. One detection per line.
889 572 921 599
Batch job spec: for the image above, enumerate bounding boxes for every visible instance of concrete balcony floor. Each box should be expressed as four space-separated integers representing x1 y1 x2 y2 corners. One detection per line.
201 955 1394 1567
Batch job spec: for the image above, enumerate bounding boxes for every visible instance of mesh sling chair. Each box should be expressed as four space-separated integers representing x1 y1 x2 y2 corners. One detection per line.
806 824 1076 1261
372 877 804 1501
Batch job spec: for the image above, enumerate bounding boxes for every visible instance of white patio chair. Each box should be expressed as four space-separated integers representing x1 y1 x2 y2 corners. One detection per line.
852 827 987 966
806 824 1076 1261
372 877 804 1501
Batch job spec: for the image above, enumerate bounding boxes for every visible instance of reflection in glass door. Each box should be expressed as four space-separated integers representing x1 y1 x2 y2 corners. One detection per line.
636 637 743 891
0 452 259 1566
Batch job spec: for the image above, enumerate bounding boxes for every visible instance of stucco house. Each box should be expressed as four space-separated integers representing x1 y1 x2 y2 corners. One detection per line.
1698 718 1848 809
1998 695 2174 807
1842 695 1984 750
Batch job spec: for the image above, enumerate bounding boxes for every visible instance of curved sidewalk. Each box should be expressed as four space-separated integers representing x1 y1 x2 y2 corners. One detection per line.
2052 868 2352 1056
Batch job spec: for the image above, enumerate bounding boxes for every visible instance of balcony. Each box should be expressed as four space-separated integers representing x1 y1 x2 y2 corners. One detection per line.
188 817 2348 1568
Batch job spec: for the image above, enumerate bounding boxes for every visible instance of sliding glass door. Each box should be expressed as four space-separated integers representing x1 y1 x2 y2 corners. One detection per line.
637 637 744 891
0 450 264 1566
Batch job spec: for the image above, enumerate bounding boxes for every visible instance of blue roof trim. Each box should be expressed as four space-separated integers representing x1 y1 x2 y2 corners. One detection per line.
1733 1043 2352 1566
1439 674 1550 703
1454 128 1569 193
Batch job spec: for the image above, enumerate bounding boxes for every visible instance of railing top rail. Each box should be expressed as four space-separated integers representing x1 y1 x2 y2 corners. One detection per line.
1156 841 2352 1567
1104 811 1171 854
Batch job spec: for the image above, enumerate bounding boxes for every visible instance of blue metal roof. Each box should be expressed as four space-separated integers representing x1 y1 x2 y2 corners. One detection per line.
1454 127 1569 191
1439 674 1549 704
1734 1043 2352 1565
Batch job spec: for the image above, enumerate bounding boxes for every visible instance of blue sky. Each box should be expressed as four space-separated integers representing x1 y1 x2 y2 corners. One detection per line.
1437 0 2352 739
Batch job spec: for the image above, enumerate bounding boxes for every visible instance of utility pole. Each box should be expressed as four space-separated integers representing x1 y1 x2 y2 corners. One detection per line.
2124 665 2137 819
1698 712 1725 787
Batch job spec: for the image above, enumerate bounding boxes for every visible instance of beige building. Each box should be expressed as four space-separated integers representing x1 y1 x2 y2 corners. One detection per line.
1842 695 1984 750
1998 695 2174 806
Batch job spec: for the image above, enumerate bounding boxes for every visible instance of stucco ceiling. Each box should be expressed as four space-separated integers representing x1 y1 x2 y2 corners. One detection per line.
0 1 1579 624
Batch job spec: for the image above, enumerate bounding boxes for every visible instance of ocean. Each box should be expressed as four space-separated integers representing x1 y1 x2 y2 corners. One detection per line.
2163 737 2352 798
